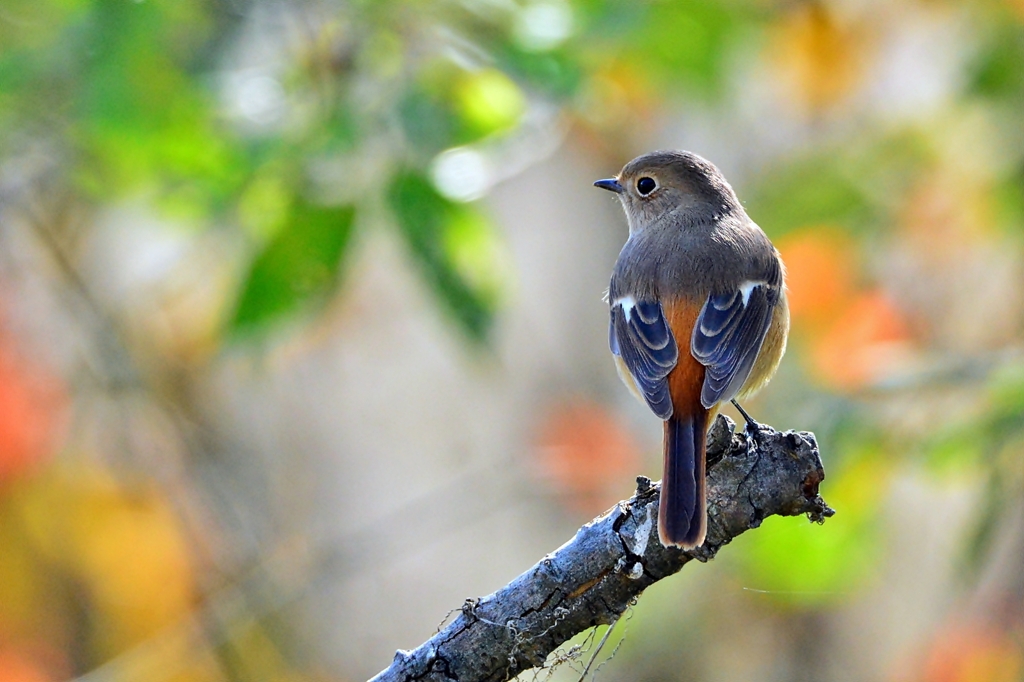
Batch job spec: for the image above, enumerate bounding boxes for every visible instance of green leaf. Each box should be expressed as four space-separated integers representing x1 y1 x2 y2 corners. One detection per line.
400 64 531 156
747 155 875 237
729 448 886 608
625 0 748 99
66 0 245 211
455 69 526 139
388 171 498 343
399 86 458 156
968 19 1024 102
231 201 356 335
493 44 583 99
993 166 1024 235
985 362 1024 437
0 0 91 56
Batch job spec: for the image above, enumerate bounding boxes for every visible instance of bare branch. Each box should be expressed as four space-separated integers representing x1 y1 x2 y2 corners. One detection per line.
370 415 833 682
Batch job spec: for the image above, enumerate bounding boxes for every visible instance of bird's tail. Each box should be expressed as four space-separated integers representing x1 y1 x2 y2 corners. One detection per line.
659 410 708 548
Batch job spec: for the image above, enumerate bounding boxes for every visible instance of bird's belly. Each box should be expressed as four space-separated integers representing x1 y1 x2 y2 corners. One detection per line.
737 290 790 400
613 354 648 406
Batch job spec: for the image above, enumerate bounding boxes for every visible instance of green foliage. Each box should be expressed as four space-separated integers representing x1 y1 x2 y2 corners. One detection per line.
573 0 751 98
626 0 747 98
455 69 527 138
969 19 1024 102
3 0 1024 360
399 86 460 157
730 440 887 608
992 166 1024 234
77 1 242 208
388 172 498 342
922 428 984 476
987 362 1024 431
232 202 356 335
0 0 802 343
917 363 1024 577
493 43 583 98
747 155 875 237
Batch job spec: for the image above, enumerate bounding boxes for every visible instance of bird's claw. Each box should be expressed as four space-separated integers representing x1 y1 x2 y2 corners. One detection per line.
731 399 762 444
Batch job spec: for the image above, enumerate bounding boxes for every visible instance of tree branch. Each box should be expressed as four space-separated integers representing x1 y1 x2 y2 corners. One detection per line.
370 415 833 682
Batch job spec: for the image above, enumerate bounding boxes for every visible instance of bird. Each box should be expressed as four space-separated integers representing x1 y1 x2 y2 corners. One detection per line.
595 150 789 549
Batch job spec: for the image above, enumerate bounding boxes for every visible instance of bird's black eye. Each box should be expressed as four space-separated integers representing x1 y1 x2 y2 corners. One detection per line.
637 177 657 196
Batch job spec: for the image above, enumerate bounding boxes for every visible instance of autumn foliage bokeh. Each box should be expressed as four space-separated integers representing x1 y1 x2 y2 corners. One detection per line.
2 0 1024 680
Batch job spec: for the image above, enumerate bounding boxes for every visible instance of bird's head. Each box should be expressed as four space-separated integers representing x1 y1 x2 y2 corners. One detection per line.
594 150 740 234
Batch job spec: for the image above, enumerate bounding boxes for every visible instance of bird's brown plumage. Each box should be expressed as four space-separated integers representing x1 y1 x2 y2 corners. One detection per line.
662 298 709 546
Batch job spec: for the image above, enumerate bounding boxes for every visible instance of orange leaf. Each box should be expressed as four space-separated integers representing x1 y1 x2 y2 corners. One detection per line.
1011 0 1024 21
14 467 198 661
0 329 68 485
777 226 858 330
916 622 1023 682
811 290 914 390
0 648 56 682
533 399 642 515
770 2 870 112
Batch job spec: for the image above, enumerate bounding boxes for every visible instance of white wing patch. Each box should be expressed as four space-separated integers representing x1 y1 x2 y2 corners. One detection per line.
613 295 636 322
738 280 765 306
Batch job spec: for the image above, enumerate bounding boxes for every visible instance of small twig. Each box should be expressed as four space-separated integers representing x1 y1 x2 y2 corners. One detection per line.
576 618 619 682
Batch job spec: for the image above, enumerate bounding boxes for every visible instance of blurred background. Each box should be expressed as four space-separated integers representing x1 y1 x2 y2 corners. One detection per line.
1 0 1023 680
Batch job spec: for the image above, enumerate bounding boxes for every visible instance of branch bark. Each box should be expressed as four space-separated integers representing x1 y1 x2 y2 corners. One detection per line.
370 415 833 682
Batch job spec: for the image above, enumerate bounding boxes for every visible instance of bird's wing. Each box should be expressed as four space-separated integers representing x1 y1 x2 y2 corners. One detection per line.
691 280 780 408
610 297 679 419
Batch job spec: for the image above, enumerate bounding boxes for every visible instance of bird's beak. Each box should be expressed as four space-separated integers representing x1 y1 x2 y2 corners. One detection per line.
593 178 624 194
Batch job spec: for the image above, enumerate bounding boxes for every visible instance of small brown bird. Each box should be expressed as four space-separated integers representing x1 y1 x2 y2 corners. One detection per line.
595 151 789 549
